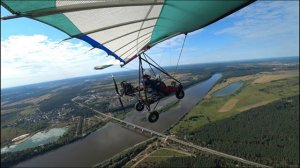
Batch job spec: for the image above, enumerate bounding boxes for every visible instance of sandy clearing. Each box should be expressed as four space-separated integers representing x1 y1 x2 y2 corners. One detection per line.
252 71 299 84
237 98 278 112
1 101 9 106
2 93 52 108
218 98 239 113
24 94 52 104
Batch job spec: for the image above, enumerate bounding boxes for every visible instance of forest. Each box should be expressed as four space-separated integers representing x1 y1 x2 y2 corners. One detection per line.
138 96 298 167
183 95 299 167
1 58 298 167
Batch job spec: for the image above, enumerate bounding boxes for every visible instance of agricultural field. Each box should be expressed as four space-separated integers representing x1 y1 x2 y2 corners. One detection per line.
1 57 299 167
170 70 299 134
182 95 300 167
136 95 299 167
167 70 299 167
0 67 212 148
133 148 192 167
131 143 249 168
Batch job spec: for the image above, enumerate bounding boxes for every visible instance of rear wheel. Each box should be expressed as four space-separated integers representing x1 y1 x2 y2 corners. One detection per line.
147 111 159 123
135 102 144 111
176 89 185 99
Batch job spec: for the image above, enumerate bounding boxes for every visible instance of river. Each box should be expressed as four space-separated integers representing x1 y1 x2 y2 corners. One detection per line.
17 73 222 167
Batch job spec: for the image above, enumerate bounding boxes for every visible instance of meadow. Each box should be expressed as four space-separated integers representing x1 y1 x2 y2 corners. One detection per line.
170 71 299 134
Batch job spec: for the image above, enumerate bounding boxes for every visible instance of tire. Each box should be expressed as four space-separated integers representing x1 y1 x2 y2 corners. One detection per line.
135 102 144 111
147 111 159 123
176 89 185 99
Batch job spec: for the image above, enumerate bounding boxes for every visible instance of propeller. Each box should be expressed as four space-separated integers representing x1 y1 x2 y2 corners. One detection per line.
112 75 125 112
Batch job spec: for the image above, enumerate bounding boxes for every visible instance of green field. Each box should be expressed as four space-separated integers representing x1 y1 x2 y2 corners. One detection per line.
135 148 191 167
150 148 190 157
139 95 299 167
137 150 248 168
1 128 28 145
170 75 299 135
161 73 300 167
1 59 299 167
186 95 299 167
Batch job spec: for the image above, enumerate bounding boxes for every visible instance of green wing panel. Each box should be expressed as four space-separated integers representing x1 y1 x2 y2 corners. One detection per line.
149 0 253 47
1 0 56 13
1 0 254 65
36 14 81 36
1 0 81 36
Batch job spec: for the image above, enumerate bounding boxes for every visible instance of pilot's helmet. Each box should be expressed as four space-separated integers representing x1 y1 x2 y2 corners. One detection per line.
155 74 161 81
144 70 151 76
143 70 151 78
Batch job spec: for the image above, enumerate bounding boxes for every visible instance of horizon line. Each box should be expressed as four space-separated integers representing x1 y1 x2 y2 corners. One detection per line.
1 55 299 90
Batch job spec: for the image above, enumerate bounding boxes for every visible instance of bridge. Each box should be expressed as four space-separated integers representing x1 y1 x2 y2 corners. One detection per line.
74 101 271 168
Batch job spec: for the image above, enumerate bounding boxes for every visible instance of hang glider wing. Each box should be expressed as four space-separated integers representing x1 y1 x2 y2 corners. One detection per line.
1 0 254 68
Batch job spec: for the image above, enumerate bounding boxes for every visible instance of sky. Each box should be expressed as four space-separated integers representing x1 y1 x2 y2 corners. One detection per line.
1 1 299 88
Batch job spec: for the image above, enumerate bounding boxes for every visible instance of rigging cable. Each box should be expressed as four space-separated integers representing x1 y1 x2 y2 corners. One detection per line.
175 33 188 74
144 52 170 77
142 53 181 84
143 53 156 77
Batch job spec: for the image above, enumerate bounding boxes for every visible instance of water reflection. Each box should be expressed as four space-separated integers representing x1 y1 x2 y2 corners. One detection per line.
212 81 243 97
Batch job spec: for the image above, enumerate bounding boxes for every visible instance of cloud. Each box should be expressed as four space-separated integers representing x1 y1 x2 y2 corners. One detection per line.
154 34 185 49
153 28 204 50
216 1 299 39
178 1 299 65
1 35 122 88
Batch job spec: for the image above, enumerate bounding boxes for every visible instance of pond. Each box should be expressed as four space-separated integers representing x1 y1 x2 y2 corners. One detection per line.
212 81 244 97
1 127 68 154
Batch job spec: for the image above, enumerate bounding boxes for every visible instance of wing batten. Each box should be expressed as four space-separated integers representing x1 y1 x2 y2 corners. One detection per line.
65 17 158 40
120 36 151 59
1 0 255 69
149 0 254 47
102 25 154 45
79 35 125 63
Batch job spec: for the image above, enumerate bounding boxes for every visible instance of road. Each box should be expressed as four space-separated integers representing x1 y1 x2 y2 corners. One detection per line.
73 101 271 168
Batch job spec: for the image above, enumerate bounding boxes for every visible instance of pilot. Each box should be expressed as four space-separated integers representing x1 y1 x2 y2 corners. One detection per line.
142 70 171 96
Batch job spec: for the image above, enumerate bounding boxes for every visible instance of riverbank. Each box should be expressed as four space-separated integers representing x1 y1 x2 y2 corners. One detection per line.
15 74 222 167
131 71 299 167
1 121 107 167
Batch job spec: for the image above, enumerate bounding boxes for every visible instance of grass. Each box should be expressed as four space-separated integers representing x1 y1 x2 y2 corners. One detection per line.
252 70 299 84
150 148 189 157
20 107 36 116
170 75 299 134
1 108 19 115
184 95 299 167
1 127 27 147
137 148 190 167
139 157 166 165
218 98 239 112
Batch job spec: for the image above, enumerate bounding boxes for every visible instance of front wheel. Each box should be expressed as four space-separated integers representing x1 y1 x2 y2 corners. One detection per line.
176 89 185 99
147 111 159 123
135 102 144 111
